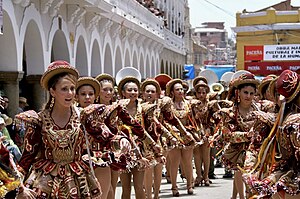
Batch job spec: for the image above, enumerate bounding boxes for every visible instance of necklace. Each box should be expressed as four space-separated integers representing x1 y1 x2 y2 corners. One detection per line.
173 100 189 119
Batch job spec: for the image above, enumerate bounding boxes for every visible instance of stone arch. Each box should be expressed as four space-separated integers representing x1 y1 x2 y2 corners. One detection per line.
51 30 70 63
151 57 155 78
0 3 18 71
115 46 122 76
91 38 101 77
48 18 72 68
139 55 145 78
160 60 164 73
75 36 88 76
22 20 44 75
103 43 113 75
165 61 169 75
132 51 138 69
124 49 130 67
145 55 150 78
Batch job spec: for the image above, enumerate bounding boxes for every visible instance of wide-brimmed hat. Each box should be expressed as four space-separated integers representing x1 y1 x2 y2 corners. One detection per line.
40 60 79 90
182 80 189 92
19 97 29 106
141 78 161 94
194 80 210 93
117 76 141 98
276 70 300 103
258 74 277 98
0 114 12 126
166 79 183 96
154 74 172 91
95 73 114 85
193 76 208 88
267 77 278 102
77 77 101 97
232 73 259 88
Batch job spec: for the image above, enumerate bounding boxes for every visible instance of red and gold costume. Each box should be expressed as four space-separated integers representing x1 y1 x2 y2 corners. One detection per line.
15 107 102 198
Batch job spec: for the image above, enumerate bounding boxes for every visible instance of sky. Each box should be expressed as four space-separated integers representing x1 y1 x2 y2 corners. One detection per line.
188 0 300 39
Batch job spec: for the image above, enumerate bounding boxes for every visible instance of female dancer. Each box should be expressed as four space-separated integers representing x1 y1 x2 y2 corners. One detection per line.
192 77 212 186
165 79 196 196
117 76 164 199
214 73 262 199
76 76 117 199
245 70 300 199
15 61 102 198
96 74 162 199
76 76 100 108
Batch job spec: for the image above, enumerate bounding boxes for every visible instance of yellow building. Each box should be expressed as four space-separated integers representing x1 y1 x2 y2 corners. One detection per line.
233 7 300 75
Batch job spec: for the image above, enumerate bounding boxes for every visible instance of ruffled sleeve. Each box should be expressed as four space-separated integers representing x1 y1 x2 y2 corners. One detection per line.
14 110 42 175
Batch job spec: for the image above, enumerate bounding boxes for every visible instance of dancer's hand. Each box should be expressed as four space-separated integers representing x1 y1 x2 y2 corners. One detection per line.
120 138 131 153
137 157 150 169
17 185 37 199
155 156 166 165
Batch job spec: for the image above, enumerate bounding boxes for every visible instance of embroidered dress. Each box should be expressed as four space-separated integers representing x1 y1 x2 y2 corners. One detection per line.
214 102 265 169
15 107 101 199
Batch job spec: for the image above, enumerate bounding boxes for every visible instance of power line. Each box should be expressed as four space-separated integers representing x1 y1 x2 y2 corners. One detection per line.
202 0 236 18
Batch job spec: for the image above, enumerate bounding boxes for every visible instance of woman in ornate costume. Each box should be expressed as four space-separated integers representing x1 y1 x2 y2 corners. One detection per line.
141 78 178 199
192 76 212 187
245 70 300 199
76 76 118 199
165 78 196 196
257 74 278 113
14 61 102 198
116 76 164 199
214 73 261 199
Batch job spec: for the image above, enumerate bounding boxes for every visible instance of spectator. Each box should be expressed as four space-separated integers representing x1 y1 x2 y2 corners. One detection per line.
0 116 21 162
17 97 29 114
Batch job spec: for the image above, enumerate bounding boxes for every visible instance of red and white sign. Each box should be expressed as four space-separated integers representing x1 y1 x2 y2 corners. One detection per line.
244 46 263 61
264 44 300 61
245 61 300 76
244 44 300 61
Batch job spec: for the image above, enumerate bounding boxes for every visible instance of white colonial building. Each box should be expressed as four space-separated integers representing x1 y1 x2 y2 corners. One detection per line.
0 0 189 116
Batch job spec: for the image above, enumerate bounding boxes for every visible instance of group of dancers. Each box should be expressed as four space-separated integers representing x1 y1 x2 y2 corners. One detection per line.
0 60 299 199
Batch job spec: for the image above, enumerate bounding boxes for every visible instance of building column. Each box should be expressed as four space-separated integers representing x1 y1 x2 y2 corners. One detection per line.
0 71 24 117
26 75 47 112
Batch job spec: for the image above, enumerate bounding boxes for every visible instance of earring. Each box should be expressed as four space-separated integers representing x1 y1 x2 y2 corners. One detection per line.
50 97 55 109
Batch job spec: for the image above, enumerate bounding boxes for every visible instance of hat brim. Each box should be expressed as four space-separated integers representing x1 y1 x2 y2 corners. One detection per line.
77 77 101 97
41 67 79 90
194 82 210 93
141 79 161 94
233 79 260 88
193 76 208 88
118 76 140 98
258 79 272 98
267 78 277 102
166 79 183 96
95 73 114 85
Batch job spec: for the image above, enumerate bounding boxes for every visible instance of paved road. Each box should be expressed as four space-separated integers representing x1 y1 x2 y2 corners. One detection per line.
115 167 234 199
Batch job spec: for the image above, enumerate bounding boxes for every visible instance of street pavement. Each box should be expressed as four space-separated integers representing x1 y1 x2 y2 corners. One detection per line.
115 167 234 199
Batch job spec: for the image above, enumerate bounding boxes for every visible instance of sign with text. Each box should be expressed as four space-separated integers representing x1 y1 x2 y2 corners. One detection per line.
245 61 300 76
244 44 300 61
264 44 300 61
244 46 263 61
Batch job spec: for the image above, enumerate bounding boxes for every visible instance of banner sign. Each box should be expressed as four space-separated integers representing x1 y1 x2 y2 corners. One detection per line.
244 46 263 61
244 44 300 61
245 61 300 76
264 44 300 61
